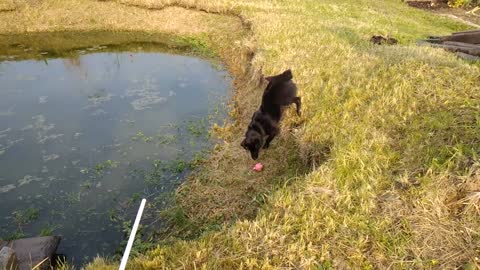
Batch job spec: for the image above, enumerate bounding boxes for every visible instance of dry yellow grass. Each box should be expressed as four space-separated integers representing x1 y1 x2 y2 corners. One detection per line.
0 0 231 33
0 0 15 11
1 0 479 269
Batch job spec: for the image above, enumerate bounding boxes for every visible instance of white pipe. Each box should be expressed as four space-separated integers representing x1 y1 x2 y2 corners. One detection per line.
119 198 147 270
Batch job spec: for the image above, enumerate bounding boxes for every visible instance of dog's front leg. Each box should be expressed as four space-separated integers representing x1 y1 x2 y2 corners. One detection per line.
294 96 302 116
263 129 278 149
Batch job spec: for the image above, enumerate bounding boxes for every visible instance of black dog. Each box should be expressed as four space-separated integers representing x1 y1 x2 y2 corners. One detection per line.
241 69 301 160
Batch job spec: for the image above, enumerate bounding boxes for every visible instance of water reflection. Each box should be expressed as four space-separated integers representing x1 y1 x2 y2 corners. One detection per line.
0 50 230 266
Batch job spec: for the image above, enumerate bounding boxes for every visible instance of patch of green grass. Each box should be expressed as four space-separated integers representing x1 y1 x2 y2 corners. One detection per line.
156 206 204 240
108 209 120 222
3 230 26 241
0 31 222 62
315 261 333 270
189 150 209 169
39 224 57 236
175 35 217 58
104 160 118 168
94 160 118 176
65 191 81 205
186 118 208 137
95 163 105 174
81 180 93 190
118 221 155 257
125 192 142 208
448 0 480 8
166 159 188 174
13 207 39 226
156 133 176 145
132 131 153 143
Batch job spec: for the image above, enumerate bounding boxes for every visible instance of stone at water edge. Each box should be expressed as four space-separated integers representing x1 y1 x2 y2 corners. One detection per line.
253 163 263 172
0 236 61 270
0 247 18 270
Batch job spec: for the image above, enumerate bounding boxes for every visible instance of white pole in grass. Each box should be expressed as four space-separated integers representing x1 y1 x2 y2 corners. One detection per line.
119 198 147 270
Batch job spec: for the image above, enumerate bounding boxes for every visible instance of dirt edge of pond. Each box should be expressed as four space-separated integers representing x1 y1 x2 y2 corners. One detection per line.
107 0 311 235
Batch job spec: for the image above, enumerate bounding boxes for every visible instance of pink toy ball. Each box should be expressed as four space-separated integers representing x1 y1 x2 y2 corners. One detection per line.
253 163 263 172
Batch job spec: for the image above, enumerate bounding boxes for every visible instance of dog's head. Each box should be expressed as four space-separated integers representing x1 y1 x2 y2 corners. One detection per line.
241 128 263 160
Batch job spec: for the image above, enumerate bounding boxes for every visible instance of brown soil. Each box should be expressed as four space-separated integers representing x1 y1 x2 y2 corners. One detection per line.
406 1 480 27
405 0 449 10
433 8 480 27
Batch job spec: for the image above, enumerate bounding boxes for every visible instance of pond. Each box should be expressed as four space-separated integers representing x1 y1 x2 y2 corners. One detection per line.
0 43 230 265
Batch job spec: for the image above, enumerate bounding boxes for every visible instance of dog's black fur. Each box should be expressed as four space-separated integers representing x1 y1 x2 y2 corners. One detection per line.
241 69 301 160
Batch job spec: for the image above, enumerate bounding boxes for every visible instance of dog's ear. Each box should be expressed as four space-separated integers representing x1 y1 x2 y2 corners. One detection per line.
282 69 293 80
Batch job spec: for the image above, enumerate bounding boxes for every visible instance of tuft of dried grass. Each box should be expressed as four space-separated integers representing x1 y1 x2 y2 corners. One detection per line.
0 0 16 11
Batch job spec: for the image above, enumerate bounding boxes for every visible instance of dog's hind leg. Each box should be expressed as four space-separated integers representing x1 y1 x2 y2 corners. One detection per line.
293 96 301 116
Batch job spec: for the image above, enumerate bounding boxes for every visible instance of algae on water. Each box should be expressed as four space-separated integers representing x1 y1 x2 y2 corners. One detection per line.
126 78 167 111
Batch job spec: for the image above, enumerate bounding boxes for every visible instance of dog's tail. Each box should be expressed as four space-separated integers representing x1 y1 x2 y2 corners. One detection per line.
264 70 293 93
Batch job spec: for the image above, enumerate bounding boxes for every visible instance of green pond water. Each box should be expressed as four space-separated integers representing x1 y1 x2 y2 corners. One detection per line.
0 40 230 265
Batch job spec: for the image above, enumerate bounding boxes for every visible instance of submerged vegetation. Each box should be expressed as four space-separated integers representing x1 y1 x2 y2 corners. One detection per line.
1 0 479 269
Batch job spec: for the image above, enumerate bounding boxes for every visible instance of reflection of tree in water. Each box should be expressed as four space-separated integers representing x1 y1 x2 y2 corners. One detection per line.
63 55 88 80
62 53 123 81
64 56 80 68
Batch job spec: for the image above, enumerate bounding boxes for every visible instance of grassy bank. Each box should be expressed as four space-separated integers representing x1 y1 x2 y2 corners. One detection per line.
1 0 480 269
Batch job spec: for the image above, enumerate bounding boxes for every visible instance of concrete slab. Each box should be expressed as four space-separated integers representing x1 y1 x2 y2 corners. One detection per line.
0 236 60 270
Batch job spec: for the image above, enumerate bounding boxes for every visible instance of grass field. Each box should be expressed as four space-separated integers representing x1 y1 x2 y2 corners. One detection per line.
1 0 479 269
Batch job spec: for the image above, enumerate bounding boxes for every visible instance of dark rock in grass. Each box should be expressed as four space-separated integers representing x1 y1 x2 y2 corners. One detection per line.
0 236 61 270
442 31 480 44
370 35 398 45
420 30 480 60
456 52 480 61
